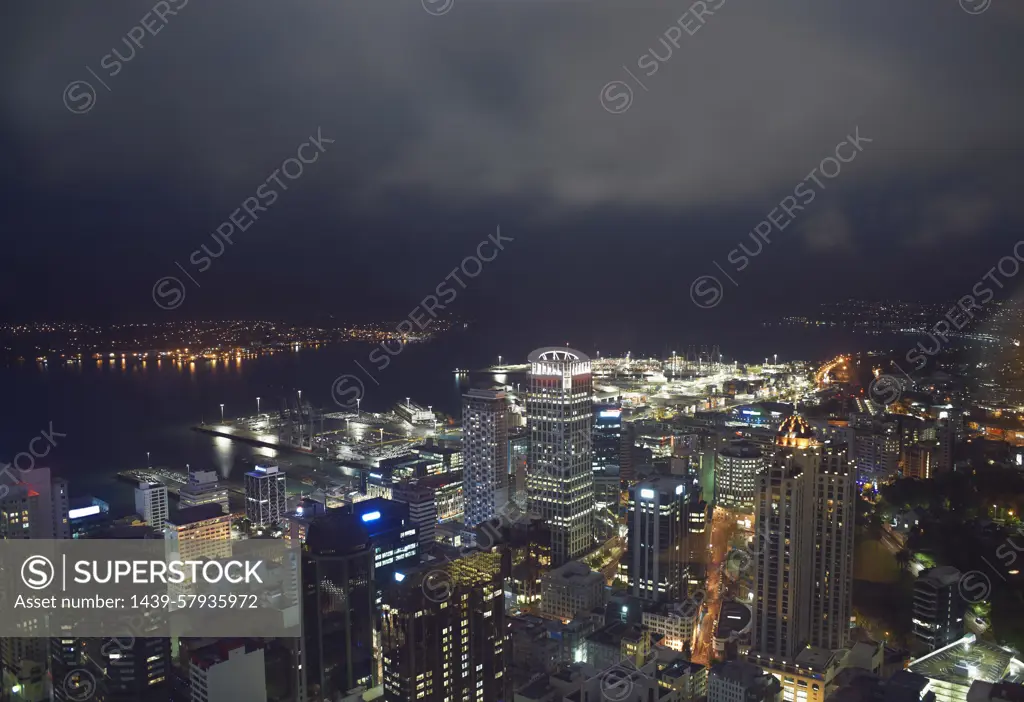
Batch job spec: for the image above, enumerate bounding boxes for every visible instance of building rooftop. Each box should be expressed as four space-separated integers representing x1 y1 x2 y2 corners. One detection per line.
969 681 1024 702
245 464 282 478
190 639 262 672
720 440 764 458
168 502 226 526
544 560 603 586
711 660 768 684
917 565 963 588
717 600 753 639
908 635 1019 687
587 621 646 648
796 646 839 672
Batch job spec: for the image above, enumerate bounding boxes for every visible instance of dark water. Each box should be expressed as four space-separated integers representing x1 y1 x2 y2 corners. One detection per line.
0 322 910 514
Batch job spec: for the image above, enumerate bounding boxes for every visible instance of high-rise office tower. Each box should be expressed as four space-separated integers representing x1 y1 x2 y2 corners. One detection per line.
134 481 168 530
462 388 509 529
808 439 855 652
391 479 439 552
621 422 638 486
178 468 229 514
56 525 172 702
244 465 287 526
621 475 696 602
2 471 69 701
751 416 854 660
526 347 594 566
593 403 623 509
380 550 510 702
302 499 420 699
714 440 764 512
912 566 966 653
751 449 809 660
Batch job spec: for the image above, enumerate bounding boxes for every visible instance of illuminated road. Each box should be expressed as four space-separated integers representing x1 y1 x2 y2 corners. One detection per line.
693 507 736 665
816 355 850 388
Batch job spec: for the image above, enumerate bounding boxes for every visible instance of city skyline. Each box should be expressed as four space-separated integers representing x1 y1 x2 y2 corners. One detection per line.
4 0 1024 699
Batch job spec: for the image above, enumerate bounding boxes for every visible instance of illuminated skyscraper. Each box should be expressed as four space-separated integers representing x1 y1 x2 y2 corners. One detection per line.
593 402 623 509
526 347 594 566
808 438 855 652
751 416 854 661
714 440 764 512
621 476 695 602
380 551 509 702
244 465 286 527
462 388 509 530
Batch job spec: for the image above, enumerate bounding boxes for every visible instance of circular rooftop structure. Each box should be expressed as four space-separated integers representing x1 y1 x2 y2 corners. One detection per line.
528 347 591 364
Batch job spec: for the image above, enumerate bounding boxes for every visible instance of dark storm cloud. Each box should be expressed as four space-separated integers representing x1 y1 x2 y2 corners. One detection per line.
2 0 1023 318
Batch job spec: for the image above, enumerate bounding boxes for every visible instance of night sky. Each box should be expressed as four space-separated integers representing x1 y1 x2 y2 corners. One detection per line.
2 0 1023 331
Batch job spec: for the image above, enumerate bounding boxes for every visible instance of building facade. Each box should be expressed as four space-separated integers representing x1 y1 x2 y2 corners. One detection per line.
244 465 287 526
380 551 510 702
527 347 595 566
462 388 509 529
164 503 233 562
715 440 765 512
622 476 694 602
593 403 623 509
708 661 783 702
540 560 606 621
751 416 854 660
189 640 266 702
133 482 168 530
913 566 966 653
178 468 229 514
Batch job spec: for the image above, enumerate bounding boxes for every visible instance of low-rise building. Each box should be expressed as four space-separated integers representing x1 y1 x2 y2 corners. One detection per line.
642 601 700 653
542 561 606 622
165 503 232 562
709 660 783 702
189 639 266 702
908 635 1024 702
750 646 841 702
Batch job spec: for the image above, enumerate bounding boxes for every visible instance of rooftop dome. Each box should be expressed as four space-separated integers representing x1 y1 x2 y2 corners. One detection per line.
776 415 818 448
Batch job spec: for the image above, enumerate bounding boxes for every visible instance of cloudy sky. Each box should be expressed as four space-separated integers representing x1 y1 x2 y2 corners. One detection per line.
2 0 1022 331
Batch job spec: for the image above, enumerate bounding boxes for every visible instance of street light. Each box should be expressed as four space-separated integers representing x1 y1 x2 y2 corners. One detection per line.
356 398 361 417
257 396 261 417
146 451 150 467
220 404 225 423
498 355 502 366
